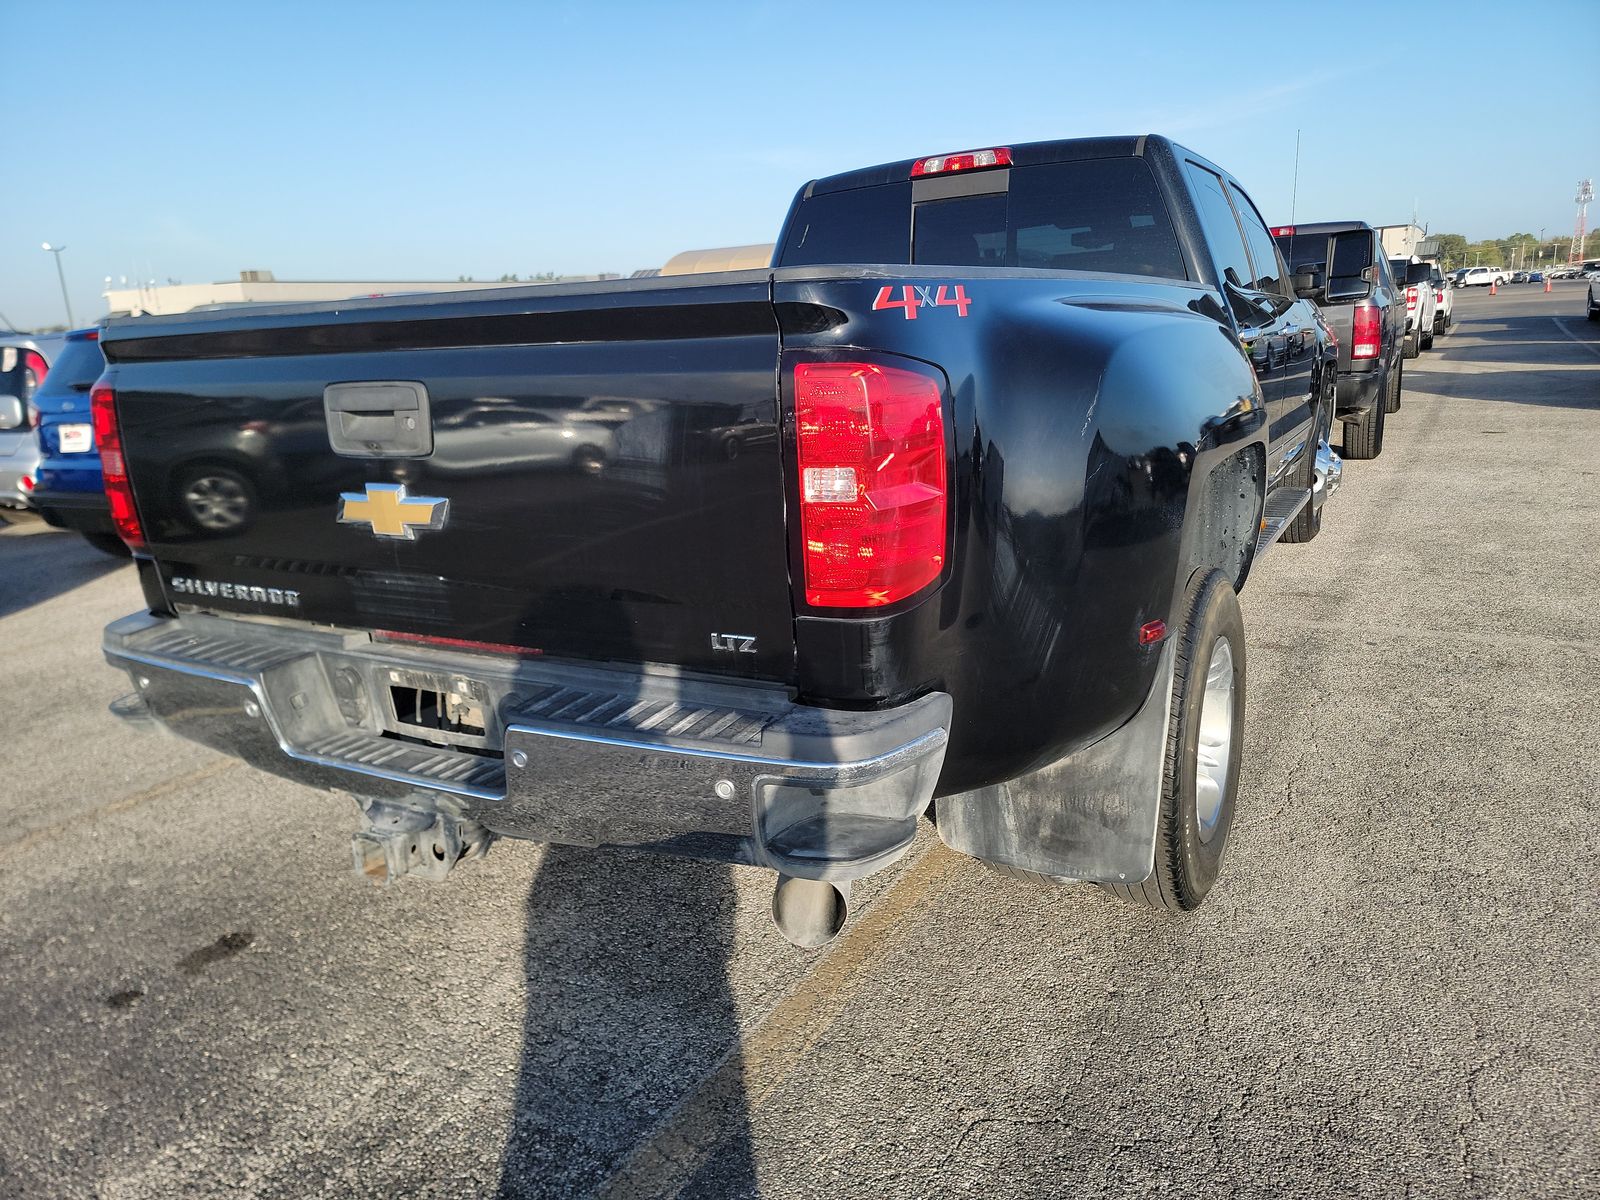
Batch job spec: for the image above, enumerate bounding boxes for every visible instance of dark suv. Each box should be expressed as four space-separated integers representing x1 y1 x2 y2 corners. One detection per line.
1272 222 1404 459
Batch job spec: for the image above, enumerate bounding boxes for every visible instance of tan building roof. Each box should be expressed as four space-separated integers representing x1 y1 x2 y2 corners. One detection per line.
660 244 775 276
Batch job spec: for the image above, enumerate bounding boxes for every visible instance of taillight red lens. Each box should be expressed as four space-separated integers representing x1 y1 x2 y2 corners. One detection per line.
910 147 1012 177
793 360 947 608
1405 286 1418 308
89 379 144 549
1352 305 1381 360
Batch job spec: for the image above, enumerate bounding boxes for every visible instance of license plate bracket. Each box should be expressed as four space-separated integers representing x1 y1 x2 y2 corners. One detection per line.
58 423 92 453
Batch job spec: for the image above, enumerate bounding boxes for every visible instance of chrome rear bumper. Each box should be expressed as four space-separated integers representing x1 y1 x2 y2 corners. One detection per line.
104 612 949 881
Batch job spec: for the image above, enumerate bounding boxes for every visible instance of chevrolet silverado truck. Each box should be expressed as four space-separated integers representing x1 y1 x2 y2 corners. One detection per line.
99 135 1336 946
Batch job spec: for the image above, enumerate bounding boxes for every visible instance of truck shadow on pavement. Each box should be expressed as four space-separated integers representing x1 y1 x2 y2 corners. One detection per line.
496 846 758 1198
0 523 128 620
1415 314 1599 408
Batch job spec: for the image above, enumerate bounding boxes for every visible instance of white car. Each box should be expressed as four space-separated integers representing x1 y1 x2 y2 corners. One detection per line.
1587 274 1599 322
1458 266 1505 287
1429 265 1454 334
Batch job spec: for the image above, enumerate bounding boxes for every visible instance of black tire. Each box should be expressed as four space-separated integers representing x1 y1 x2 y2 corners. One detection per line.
1384 356 1403 414
1421 323 1434 350
981 860 1074 887
175 464 257 534
1104 569 1246 911
1281 378 1332 544
1403 329 1420 359
1588 303 1599 323
1344 378 1388 459
81 532 131 557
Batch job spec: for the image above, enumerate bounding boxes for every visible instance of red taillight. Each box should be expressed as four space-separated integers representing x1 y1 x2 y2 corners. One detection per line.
1351 305 1381 360
910 147 1011 178
1435 290 1444 303
1269 225 1294 237
89 379 144 550
793 360 947 608
20 475 33 493
1405 286 1418 309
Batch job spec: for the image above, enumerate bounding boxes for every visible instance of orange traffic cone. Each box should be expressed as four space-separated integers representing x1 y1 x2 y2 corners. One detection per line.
1489 279 1497 295
1545 277 1553 293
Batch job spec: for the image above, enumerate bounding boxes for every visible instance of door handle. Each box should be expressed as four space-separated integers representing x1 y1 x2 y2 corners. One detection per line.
324 381 433 458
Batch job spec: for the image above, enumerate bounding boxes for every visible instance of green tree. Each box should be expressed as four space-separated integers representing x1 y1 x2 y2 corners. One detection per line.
1432 233 1469 269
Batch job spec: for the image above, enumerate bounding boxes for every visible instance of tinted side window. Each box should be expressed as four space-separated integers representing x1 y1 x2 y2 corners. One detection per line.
1229 184 1286 296
1184 162 1252 289
778 183 911 266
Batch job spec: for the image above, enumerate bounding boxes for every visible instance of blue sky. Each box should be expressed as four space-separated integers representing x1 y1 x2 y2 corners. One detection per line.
3 0 1594 329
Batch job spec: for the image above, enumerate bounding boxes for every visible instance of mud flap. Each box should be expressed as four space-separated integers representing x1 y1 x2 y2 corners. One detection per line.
934 639 1176 883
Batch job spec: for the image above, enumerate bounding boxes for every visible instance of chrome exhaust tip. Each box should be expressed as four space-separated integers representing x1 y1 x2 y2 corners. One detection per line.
771 875 851 949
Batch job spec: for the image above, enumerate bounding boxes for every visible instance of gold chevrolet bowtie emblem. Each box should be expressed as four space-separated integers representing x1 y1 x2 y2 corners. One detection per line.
337 483 449 540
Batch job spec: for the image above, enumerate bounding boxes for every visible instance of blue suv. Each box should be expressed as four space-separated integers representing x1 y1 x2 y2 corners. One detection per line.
29 328 124 555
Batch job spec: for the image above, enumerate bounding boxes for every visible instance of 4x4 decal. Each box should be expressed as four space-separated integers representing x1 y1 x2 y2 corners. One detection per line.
871 284 972 319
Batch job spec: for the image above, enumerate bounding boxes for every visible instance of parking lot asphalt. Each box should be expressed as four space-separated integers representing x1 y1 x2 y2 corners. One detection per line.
1 284 1595 1199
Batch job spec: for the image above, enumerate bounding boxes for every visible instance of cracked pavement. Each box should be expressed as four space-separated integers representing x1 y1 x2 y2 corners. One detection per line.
0 284 1595 1198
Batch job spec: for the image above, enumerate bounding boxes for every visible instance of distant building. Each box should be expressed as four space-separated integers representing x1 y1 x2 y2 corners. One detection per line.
660 244 774 276
103 269 625 317
1377 225 1427 260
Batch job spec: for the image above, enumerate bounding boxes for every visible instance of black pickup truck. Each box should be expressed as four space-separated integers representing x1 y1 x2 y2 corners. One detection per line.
99 136 1335 946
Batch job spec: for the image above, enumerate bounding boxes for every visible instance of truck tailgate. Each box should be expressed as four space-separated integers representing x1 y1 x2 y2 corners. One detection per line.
100 277 796 682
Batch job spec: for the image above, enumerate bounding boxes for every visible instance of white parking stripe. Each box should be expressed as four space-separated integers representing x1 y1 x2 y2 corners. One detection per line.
1551 316 1600 359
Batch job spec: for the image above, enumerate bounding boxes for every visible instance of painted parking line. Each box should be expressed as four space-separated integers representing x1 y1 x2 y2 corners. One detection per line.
2 758 239 861
595 843 967 1199
1551 317 1600 360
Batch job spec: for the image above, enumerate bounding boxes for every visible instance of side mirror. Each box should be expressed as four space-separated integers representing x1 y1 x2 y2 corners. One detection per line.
1325 276 1370 303
0 395 24 431
1289 272 1323 300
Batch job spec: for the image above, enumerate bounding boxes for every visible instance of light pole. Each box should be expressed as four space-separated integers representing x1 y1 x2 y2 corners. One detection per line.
41 243 75 329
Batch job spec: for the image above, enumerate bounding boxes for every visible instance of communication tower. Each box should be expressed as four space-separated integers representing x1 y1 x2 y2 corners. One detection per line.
1572 179 1593 265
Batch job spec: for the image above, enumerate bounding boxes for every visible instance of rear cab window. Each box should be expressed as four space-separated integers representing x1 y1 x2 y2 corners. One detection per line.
779 156 1188 281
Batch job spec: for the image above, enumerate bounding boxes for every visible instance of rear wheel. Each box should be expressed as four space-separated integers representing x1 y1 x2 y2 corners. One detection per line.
1343 378 1387 460
1421 321 1434 350
1403 329 1420 358
1104 569 1246 911
1384 356 1404 414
